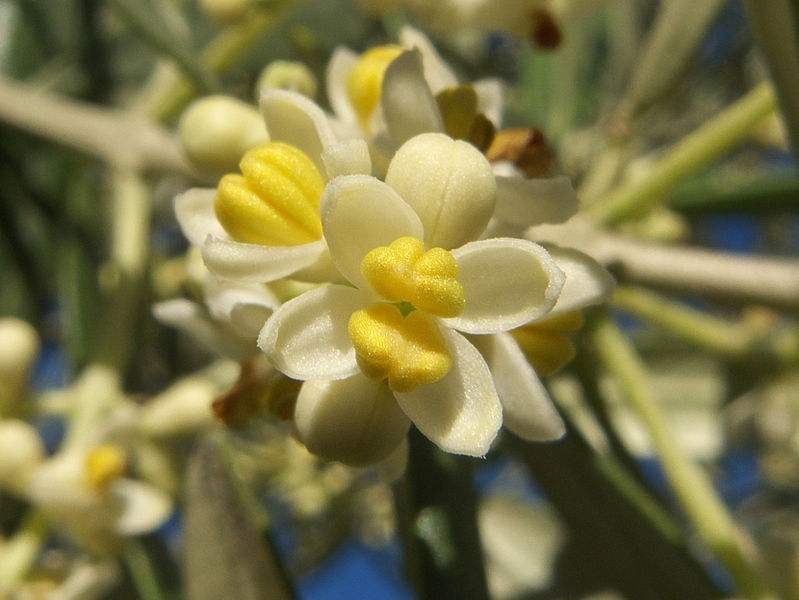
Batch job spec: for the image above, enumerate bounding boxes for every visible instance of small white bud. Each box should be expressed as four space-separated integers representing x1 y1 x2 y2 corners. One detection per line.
0 318 40 414
0 419 45 495
139 377 217 438
178 95 268 179
256 60 318 100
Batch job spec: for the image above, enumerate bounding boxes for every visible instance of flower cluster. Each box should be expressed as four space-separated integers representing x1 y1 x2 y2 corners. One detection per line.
167 27 613 469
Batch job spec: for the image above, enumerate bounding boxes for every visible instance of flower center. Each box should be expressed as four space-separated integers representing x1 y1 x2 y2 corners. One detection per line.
348 303 451 392
360 237 465 318
346 45 404 129
215 142 324 246
86 445 127 492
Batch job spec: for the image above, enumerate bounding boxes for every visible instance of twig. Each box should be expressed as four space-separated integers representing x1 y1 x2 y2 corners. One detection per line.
589 313 775 600
0 76 190 173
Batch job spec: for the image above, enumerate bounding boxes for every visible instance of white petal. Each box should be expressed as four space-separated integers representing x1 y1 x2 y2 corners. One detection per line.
398 26 458 92
258 285 365 380
111 478 172 536
259 89 337 176
469 333 565 441
474 77 504 126
294 375 410 467
547 246 615 316
202 237 328 283
494 175 580 227
174 188 227 247
385 132 496 250
381 49 444 148
204 279 279 338
321 175 423 289
394 329 501 457
322 138 372 179
152 299 255 361
326 46 359 126
445 238 565 334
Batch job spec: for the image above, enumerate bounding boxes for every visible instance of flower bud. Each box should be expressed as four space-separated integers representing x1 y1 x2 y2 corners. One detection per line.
385 132 496 249
0 318 40 414
200 0 251 24
139 377 217 438
256 60 318 100
178 95 268 179
0 419 45 495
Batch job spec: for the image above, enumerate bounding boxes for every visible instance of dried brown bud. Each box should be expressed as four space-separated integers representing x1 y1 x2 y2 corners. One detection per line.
212 361 299 427
529 9 562 50
486 128 553 177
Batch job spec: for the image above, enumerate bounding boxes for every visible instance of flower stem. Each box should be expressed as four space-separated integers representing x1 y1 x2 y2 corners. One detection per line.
133 0 302 123
586 82 777 225
589 312 776 600
394 429 490 600
612 286 758 359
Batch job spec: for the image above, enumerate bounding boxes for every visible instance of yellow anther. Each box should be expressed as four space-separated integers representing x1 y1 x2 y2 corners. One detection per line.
346 45 404 128
348 303 452 392
215 142 324 246
360 237 465 318
511 311 585 376
436 85 496 151
86 445 127 492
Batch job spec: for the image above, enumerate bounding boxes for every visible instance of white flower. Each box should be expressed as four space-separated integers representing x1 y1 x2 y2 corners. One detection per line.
27 445 172 556
258 133 572 465
175 89 371 286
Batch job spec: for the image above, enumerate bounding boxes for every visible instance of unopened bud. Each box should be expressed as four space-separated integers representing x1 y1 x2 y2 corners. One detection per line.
0 419 45 495
256 60 318 100
178 95 268 179
200 0 251 24
0 318 40 414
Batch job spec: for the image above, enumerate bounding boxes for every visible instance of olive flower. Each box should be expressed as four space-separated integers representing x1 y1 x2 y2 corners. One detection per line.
259 133 568 464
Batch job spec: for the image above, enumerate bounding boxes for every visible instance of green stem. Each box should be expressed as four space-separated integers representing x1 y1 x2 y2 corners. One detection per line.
65 167 151 449
394 429 490 600
587 82 777 225
0 76 189 173
0 510 49 594
589 313 775 600
134 0 302 122
612 286 757 359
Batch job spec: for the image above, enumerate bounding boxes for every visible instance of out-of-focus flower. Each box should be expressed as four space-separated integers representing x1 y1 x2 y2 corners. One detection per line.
259 132 573 465
27 445 172 556
178 95 268 179
200 0 252 24
0 317 40 415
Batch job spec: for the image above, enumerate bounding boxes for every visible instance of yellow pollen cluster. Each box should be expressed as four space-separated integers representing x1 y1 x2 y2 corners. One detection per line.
360 237 465 318
346 45 404 129
348 303 451 392
86 445 127 492
215 142 325 246
511 311 584 376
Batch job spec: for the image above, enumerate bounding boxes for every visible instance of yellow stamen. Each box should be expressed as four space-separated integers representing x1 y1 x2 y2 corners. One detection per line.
348 303 451 392
215 142 324 246
346 45 404 129
511 312 585 376
86 445 127 492
360 237 465 318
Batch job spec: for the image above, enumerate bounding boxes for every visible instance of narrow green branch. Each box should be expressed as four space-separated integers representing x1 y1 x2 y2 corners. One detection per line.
613 286 757 359
0 76 190 173
586 82 777 225
134 0 303 122
589 313 775 600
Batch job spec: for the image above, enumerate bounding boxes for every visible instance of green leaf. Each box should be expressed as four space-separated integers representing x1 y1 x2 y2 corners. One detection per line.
183 433 294 600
